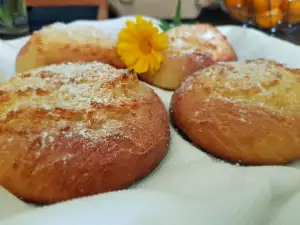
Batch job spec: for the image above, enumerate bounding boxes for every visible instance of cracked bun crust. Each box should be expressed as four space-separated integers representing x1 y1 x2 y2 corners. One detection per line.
171 59 300 165
0 62 169 204
139 24 237 90
16 23 125 73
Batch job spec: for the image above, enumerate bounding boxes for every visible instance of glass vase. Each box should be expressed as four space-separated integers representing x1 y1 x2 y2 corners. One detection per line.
0 0 29 39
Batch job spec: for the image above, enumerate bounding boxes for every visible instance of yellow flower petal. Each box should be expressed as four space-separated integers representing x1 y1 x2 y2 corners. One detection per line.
147 55 157 75
149 51 164 72
118 31 136 42
134 56 149 74
117 43 135 52
121 51 139 68
154 51 164 65
126 20 136 29
117 15 168 74
153 33 169 51
136 15 144 25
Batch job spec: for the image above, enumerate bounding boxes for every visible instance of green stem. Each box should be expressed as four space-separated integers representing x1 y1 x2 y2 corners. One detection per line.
159 0 182 32
173 0 182 26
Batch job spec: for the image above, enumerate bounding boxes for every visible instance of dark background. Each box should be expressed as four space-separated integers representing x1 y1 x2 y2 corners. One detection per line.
26 5 300 45
27 5 239 32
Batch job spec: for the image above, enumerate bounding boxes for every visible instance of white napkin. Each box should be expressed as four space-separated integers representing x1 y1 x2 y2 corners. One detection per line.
1 16 300 225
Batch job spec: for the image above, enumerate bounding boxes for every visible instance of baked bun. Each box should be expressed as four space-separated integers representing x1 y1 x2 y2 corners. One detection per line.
139 24 237 90
16 23 125 73
0 62 169 204
171 59 300 165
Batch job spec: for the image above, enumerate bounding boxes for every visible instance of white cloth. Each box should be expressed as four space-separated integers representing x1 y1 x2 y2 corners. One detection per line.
1 16 300 225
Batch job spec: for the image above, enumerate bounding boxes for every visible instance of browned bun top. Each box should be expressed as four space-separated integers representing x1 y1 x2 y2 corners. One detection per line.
176 59 300 109
0 62 169 204
139 24 237 90
171 59 300 165
16 23 125 73
166 24 236 62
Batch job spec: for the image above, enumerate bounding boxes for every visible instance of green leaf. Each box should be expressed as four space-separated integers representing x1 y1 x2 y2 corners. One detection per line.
159 20 172 32
173 0 182 26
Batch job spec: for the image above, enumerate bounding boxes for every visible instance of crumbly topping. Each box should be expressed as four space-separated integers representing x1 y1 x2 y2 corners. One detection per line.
36 22 115 47
166 24 224 59
1 62 137 116
0 62 149 159
178 59 300 111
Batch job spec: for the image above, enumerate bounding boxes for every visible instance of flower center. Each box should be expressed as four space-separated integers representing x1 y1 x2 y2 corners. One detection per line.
139 38 152 54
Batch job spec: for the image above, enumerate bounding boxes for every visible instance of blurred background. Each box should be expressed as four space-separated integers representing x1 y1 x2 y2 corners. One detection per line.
23 0 222 31
0 0 300 44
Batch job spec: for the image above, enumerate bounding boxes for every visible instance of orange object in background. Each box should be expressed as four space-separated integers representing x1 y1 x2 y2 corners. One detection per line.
253 0 284 29
256 8 283 28
231 7 250 20
224 0 300 28
282 0 300 23
253 0 282 12
226 0 244 8
287 13 300 23
282 0 300 11
225 0 247 21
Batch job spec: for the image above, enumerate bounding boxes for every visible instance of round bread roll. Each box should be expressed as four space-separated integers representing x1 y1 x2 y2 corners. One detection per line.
16 23 125 73
0 62 169 204
171 59 300 165
139 24 237 90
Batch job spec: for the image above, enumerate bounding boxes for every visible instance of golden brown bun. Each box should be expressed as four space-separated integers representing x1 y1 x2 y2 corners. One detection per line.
0 62 169 204
139 24 237 90
16 23 125 73
171 59 300 165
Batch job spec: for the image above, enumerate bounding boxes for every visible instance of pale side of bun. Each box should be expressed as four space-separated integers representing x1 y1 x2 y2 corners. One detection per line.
171 59 300 165
139 24 237 90
16 23 125 73
0 62 169 204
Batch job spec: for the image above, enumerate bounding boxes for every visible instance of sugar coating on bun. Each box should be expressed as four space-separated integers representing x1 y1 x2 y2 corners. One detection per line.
171 59 300 165
139 24 237 90
0 62 169 204
38 23 116 47
16 23 125 73
167 24 235 60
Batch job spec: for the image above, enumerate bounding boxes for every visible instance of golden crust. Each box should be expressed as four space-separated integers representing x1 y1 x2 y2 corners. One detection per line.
171 59 300 165
16 23 125 73
0 62 169 204
139 24 237 90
